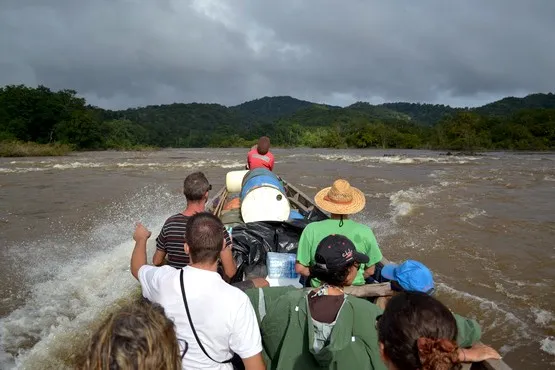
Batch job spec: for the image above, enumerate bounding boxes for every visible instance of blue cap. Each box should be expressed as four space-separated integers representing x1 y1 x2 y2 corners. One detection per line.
381 260 434 294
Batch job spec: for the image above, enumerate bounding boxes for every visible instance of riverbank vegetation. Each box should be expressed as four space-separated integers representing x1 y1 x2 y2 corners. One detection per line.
0 141 73 157
1 84 554 156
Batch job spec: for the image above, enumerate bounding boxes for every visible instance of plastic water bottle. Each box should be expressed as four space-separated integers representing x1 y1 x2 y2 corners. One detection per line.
267 252 299 279
288 254 298 279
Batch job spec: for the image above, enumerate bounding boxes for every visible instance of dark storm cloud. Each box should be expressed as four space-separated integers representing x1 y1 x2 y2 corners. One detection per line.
1 0 554 109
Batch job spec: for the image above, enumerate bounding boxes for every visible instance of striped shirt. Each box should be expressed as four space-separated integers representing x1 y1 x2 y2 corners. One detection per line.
156 213 232 269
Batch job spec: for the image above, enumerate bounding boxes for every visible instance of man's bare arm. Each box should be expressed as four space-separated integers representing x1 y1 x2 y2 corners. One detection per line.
363 264 376 279
242 352 266 370
131 223 151 280
152 249 166 266
295 262 310 277
220 247 237 282
458 343 501 362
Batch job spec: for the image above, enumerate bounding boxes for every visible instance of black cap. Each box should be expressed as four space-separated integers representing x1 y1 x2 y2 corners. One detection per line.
314 234 369 271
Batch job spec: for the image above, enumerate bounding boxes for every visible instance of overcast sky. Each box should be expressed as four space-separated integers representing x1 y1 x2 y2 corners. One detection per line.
1 1 554 109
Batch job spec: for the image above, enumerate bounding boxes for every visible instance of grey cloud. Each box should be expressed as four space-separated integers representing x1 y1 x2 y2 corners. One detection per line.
0 0 554 109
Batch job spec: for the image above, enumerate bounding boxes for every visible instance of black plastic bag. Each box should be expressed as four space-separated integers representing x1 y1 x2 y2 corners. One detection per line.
229 219 312 282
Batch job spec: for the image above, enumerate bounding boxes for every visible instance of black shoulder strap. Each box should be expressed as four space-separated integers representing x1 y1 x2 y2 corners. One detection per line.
180 269 232 364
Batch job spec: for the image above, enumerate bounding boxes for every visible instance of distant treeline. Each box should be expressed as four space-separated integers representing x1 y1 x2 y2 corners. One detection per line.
1 84 554 153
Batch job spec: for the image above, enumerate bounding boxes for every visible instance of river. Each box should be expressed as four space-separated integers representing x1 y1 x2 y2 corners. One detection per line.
0 148 554 369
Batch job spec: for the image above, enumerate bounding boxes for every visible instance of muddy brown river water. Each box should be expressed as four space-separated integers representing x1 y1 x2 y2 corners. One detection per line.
0 148 554 369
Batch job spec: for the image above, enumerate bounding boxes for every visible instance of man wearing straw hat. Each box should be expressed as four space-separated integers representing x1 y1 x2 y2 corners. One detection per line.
295 179 382 287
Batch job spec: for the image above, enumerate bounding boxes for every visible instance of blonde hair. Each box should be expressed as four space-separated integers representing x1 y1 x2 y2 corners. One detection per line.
82 299 181 370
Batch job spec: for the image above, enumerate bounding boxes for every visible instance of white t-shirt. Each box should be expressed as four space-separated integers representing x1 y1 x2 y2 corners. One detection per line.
138 265 262 370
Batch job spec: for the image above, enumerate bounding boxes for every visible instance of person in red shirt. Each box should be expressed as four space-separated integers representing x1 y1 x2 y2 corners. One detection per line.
247 136 274 171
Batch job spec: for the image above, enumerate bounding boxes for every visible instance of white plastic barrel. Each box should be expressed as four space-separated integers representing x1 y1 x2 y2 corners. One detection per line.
226 170 249 193
241 186 291 223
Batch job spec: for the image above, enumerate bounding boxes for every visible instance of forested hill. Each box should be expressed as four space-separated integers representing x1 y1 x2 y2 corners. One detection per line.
232 96 335 122
474 93 555 116
1 84 554 152
378 103 458 125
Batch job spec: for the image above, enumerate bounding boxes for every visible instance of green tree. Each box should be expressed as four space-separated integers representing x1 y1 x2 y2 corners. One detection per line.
2 85 555 152
54 110 102 148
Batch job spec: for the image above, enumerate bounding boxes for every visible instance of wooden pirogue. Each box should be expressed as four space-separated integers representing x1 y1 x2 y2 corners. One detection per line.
206 173 512 370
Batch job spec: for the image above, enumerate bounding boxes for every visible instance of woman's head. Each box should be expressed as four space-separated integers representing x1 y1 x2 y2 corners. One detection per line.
309 234 368 287
82 299 181 370
377 292 461 370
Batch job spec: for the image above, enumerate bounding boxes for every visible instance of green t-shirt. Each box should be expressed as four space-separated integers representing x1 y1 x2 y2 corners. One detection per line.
296 219 383 287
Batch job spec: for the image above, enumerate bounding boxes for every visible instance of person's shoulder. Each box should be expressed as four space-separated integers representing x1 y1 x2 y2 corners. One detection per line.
164 213 187 223
344 296 383 342
218 281 255 306
306 219 335 232
348 219 375 233
139 265 178 284
258 286 304 300
155 265 180 278
215 276 248 294
302 221 316 230
346 295 382 316
306 219 329 228
300 221 320 235
283 287 307 301
259 287 306 311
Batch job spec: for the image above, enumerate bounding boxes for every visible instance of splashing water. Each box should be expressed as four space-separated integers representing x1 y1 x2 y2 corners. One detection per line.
0 185 183 369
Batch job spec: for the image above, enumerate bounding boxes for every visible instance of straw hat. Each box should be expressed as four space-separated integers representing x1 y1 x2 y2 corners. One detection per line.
314 179 366 215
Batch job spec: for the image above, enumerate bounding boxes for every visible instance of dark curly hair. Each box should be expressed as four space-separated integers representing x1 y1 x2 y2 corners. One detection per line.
309 260 356 287
377 291 461 370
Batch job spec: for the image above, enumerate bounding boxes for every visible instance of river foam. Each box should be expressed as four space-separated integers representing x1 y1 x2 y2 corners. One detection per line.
0 185 182 369
0 159 244 174
284 152 482 165
388 185 440 220
437 283 531 356
0 239 152 369
314 153 480 165
540 337 555 356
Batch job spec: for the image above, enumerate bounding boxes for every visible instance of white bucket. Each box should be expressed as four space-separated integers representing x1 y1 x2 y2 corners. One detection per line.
241 186 291 223
226 170 248 193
